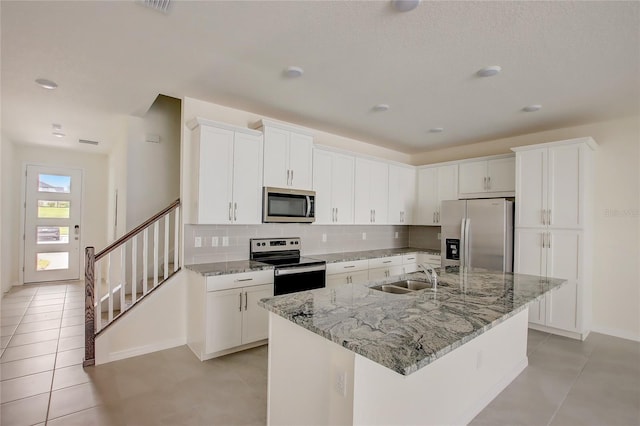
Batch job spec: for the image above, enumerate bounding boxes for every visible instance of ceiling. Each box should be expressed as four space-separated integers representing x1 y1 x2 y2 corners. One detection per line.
2 1 639 155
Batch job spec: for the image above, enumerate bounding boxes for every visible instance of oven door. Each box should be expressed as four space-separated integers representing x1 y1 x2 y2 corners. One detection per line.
273 264 326 296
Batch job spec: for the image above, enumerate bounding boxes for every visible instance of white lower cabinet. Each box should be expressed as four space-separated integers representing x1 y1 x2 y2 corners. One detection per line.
326 270 369 289
188 270 273 361
515 228 582 335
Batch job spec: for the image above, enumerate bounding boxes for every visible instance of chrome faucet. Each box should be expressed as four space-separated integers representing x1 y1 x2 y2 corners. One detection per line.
418 263 438 289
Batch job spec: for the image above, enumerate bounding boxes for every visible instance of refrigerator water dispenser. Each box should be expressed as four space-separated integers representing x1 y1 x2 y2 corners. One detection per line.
446 239 460 260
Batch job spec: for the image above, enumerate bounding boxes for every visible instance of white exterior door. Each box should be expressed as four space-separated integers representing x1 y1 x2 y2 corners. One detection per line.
24 165 83 283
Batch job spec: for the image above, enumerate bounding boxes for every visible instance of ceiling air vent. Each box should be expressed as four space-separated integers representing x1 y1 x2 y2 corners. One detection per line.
79 139 99 146
141 0 171 13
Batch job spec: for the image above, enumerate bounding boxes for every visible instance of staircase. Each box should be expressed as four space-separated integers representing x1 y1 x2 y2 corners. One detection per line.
83 199 181 367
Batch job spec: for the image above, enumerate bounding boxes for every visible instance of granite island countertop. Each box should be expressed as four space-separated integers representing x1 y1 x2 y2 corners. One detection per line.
259 267 566 376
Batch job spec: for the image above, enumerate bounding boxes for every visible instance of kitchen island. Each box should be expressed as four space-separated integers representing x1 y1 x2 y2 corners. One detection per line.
259 267 566 425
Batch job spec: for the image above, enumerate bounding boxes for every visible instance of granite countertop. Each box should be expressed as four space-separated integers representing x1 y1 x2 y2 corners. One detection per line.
185 260 273 276
259 267 566 376
310 247 441 264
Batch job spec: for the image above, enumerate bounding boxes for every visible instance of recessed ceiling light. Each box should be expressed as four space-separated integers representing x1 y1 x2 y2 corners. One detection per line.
429 127 444 133
476 66 502 77
35 78 58 90
284 66 304 78
372 104 390 112
522 104 542 112
391 0 421 12
52 131 65 138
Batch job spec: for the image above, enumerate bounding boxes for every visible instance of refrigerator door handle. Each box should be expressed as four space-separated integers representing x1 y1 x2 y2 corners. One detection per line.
460 218 466 267
464 218 471 268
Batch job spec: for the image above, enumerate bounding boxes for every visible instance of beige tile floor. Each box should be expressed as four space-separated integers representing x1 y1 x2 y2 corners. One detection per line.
1 281 639 426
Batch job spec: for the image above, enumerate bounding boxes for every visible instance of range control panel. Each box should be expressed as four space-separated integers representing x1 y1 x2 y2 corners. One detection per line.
251 237 301 253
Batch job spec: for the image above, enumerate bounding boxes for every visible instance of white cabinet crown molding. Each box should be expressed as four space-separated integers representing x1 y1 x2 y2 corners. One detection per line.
187 117 262 136
511 137 598 152
252 118 315 136
314 144 416 170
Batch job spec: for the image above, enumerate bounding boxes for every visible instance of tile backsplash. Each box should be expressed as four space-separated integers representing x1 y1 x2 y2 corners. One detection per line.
184 223 442 265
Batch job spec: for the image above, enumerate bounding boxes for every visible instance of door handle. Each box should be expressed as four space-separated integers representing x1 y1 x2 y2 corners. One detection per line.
74 225 80 240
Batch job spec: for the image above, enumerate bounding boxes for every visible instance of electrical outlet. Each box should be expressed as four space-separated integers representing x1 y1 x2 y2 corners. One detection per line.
362 232 366 240
335 371 347 397
212 236 219 247
222 236 229 247
194 236 202 248
322 233 327 242
437 232 441 240
395 232 399 239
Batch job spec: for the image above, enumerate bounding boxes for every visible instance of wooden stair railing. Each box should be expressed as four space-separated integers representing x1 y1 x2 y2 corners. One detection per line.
83 199 181 367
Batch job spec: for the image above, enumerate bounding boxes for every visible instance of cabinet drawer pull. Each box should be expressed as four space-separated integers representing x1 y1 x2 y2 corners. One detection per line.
343 265 356 269
382 260 392 264
406 257 415 261
235 278 253 282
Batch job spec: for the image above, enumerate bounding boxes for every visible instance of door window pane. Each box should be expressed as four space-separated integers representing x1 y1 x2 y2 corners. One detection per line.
38 200 70 218
37 252 69 271
37 226 69 244
38 174 71 193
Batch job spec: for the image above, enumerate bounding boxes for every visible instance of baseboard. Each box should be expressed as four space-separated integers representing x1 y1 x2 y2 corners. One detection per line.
528 323 586 340
96 337 186 365
457 357 528 425
591 325 640 342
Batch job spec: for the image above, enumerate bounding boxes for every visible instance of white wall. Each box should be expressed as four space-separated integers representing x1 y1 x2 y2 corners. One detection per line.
0 139 12 294
412 115 640 340
7 145 109 286
126 95 181 231
106 116 129 242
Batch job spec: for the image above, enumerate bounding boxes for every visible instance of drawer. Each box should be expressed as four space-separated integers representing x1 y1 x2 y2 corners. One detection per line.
206 270 274 292
420 254 441 267
402 253 418 264
326 259 369 275
368 255 403 269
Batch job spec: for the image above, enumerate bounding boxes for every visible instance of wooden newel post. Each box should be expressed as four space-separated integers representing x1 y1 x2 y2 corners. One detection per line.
83 246 96 367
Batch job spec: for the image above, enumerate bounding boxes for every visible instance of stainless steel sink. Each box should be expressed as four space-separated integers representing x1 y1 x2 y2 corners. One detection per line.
369 280 434 294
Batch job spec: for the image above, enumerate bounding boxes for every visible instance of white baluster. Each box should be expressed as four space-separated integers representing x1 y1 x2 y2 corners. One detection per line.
174 206 180 271
131 234 137 304
107 253 113 323
164 214 169 280
95 261 102 333
120 244 126 313
143 228 148 295
153 221 159 287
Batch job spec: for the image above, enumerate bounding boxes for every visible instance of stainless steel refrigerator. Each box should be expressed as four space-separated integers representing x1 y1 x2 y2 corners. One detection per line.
440 199 514 272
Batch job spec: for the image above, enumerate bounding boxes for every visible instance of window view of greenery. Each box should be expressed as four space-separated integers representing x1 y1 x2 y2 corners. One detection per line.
37 252 69 271
38 200 71 219
38 174 71 193
37 226 68 244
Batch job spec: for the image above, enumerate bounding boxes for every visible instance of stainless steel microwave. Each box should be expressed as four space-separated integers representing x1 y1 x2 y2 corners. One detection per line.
263 187 315 223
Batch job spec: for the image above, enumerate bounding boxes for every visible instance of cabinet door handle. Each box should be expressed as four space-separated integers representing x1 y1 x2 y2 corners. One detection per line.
287 169 291 186
541 210 546 225
487 176 491 189
547 232 551 249
383 260 392 264
239 292 243 312
483 177 487 190
370 209 373 223
433 212 436 223
235 278 253 282
290 170 294 185
344 265 355 269
373 209 376 223
547 209 551 226
244 292 248 311
234 202 237 221
336 207 339 222
228 202 233 221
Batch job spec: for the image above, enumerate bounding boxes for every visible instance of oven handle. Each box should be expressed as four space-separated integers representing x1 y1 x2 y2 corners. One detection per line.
275 264 326 276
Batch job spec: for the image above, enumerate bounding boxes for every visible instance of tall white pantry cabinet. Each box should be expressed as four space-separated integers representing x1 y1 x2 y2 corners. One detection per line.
512 137 596 340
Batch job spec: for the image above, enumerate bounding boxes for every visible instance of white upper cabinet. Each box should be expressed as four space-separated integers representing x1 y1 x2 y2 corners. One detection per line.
313 148 355 225
188 118 263 225
354 158 388 224
458 155 515 197
514 140 592 230
259 120 313 190
415 164 458 225
388 164 416 225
